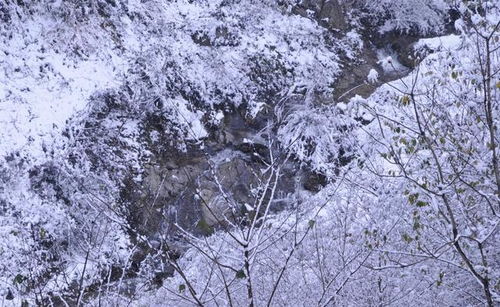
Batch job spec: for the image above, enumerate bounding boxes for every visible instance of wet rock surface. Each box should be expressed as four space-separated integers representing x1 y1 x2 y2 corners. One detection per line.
333 32 422 102
293 0 347 31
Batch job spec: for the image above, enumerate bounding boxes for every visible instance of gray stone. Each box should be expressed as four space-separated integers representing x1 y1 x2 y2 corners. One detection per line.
293 0 347 31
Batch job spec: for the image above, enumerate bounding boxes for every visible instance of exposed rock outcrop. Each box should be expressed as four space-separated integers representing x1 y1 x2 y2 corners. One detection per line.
293 0 347 31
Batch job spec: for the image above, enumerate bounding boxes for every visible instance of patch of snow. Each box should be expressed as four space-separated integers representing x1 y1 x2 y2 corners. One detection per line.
376 49 405 73
0 23 123 163
247 101 267 119
168 97 208 141
367 69 379 83
415 34 462 51
471 13 482 25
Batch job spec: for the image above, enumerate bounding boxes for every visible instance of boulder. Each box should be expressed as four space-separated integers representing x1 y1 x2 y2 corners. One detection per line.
293 0 347 31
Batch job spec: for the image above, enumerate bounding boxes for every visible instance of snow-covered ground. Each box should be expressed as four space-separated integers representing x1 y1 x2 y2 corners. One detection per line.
0 18 123 164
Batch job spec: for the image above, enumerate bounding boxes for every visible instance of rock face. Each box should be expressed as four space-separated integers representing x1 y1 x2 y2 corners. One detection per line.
286 1 426 102
115 1 436 274
125 119 300 241
293 0 347 31
191 25 240 47
333 31 438 102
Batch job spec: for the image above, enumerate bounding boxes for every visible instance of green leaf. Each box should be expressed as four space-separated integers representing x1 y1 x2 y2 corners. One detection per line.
408 193 419 205
400 95 411 106
13 274 26 285
178 284 186 292
196 219 214 235
308 220 316 229
39 228 47 240
402 233 413 243
236 269 246 279
416 201 428 207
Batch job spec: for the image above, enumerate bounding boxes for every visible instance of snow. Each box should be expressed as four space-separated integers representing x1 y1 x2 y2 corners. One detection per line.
0 18 123 164
415 34 462 51
367 69 379 83
2 1 499 306
376 50 405 73
169 97 208 141
471 13 482 25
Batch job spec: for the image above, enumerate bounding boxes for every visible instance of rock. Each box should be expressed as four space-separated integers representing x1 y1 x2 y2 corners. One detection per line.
303 169 328 192
191 26 240 47
333 39 414 102
219 107 258 145
235 142 270 162
124 153 207 237
317 0 346 30
191 30 212 46
0 4 11 23
197 153 257 227
6 289 14 300
293 0 346 31
333 46 379 101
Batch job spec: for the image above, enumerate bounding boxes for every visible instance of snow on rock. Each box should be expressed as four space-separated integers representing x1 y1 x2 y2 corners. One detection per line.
367 69 379 83
415 34 462 51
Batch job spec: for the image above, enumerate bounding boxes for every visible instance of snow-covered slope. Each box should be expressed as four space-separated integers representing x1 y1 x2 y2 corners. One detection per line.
0 1 350 304
1 0 498 306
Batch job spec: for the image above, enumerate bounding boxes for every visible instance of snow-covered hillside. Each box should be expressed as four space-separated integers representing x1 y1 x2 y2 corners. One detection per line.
1 0 499 306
